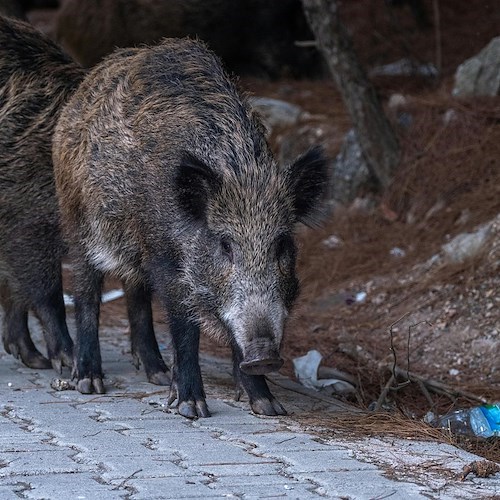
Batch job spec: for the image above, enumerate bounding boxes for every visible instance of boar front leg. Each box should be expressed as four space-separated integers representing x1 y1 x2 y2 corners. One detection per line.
167 314 210 419
123 280 170 385
72 259 105 394
232 345 287 416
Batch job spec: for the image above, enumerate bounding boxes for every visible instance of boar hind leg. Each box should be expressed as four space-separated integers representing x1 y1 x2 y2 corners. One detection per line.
123 281 169 385
167 315 210 419
232 345 287 416
1 285 51 369
31 284 73 373
72 261 105 394
3 229 73 371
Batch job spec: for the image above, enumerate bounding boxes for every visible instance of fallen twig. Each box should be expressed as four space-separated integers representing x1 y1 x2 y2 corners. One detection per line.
374 374 396 411
389 365 489 405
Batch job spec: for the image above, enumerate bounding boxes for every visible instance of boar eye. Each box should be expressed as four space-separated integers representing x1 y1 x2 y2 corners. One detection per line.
220 238 233 263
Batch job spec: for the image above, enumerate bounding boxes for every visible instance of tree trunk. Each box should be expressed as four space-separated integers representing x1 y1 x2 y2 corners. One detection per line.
301 0 400 190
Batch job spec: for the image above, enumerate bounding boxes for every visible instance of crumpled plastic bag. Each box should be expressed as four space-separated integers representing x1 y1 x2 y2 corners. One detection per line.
293 350 356 395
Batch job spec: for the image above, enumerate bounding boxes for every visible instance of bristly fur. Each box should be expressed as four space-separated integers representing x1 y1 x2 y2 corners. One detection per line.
0 15 84 369
53 36 330 414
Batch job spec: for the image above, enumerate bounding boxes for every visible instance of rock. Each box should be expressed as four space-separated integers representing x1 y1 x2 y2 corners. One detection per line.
453 37 500 96
248 97 303 131
454 208 472 226
443 109 458 125
348 197 377 213
322 234 344 249
470 338 497 356
371 292 387 306
388 93 407 109
389 247 406 258
369 58 438 78
441 222 493 263
424 199 445 220
328 129 372 205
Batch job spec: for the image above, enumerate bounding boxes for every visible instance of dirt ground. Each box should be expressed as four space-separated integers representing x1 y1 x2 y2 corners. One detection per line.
28 0 499 461
247 1 500 462
244 1 500 460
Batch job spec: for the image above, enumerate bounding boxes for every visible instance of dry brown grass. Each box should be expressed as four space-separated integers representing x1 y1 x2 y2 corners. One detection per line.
277 92 500 463
294 411 500 463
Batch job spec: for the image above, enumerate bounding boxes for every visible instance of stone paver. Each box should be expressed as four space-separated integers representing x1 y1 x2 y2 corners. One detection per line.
0 312 499 499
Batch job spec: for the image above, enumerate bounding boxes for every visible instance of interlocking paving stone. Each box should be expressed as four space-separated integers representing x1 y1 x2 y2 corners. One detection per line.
1 315 499 499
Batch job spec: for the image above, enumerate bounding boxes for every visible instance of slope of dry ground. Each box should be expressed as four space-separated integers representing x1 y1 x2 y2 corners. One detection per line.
236 0 500 460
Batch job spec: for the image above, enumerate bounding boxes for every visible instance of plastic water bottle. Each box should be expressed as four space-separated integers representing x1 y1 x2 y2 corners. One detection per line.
435 404 500 438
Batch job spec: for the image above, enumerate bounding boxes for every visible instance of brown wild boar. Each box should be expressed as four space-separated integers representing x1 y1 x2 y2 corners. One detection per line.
0 15 83 371
55 0 324 78
53 38 329 418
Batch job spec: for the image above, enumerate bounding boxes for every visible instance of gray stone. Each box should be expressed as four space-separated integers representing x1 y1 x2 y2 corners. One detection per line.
248 97 302 132
453 37 500 96
329 128 372 205
370 58 438 78
442 222 493 263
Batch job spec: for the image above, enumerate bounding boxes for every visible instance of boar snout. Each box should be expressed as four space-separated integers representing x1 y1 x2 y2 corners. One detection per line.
237 317 284 375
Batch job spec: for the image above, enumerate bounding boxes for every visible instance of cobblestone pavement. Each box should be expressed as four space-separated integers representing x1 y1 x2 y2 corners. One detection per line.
0 313 499 499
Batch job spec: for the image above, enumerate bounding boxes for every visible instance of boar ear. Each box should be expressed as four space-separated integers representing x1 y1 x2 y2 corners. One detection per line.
175 153 221 220
287 146 330 227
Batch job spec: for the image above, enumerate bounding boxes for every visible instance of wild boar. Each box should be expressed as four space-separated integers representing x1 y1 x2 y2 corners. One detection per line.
0 15 83 370
55 0 324 78
53 38 329 417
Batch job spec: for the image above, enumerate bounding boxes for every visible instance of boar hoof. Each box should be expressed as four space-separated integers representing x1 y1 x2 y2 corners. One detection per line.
178 400 211 419
51 358 62 374
147 371 171 386
23 354 52 370
168 382 211 418
45 347 73 374
61 350 74 369
23 352 52 370
5 341 52 369
77 377 105 394
251 397 287 416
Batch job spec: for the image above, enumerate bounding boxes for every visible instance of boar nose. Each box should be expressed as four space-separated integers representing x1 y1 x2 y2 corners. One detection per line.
239 357 284 376
236 315 284 375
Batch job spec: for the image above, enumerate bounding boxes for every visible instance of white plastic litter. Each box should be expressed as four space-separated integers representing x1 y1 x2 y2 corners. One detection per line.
101 289 125 303
390 247 406 258
64 289 125 307
292 350 356 395
322 234 344 249
63 294 74 306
